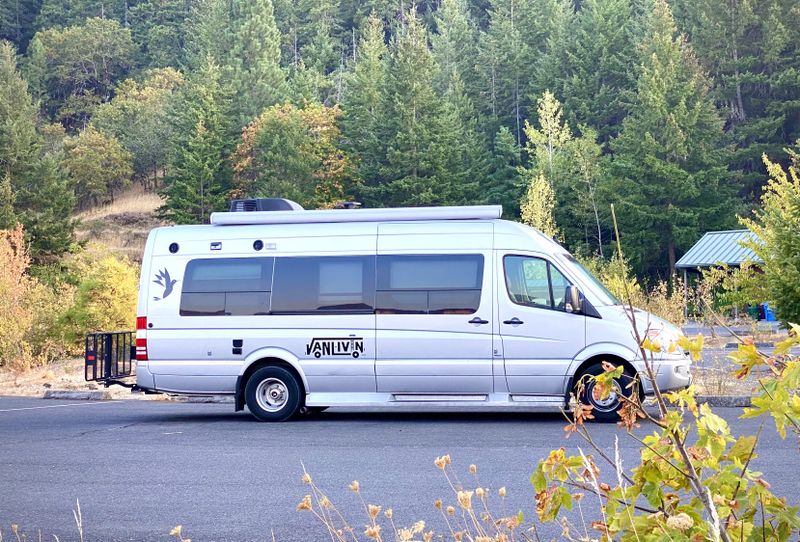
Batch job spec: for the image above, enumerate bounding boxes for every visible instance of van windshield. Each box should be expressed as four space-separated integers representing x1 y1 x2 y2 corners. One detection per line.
560 253 621 306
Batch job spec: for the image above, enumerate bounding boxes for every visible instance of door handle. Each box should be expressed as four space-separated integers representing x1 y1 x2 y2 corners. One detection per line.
469 317 489 325
503 317 524 325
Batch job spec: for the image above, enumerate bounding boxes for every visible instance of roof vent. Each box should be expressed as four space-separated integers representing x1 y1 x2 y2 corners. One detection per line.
335 201 362 209
229 198 304 212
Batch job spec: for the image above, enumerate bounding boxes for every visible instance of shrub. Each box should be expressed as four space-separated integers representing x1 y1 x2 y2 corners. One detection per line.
58 250 139 352
578 254 686 325
741 150 800 326
0 224 70 369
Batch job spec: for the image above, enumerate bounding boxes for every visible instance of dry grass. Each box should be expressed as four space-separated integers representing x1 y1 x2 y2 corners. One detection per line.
74 183 167 262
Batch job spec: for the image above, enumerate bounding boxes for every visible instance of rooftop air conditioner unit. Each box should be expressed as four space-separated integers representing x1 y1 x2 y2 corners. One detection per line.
228 198 304 212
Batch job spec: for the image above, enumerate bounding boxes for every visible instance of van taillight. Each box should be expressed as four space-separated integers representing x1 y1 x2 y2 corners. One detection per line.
135 338 148 361
135 316 147 360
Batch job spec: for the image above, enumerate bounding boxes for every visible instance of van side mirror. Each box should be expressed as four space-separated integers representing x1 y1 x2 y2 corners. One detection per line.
565 286 582 314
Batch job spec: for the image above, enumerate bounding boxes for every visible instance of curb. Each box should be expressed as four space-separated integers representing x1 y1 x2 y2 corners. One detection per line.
694 395 752 408
725 342 774 349
42 389 113 401
165 395 234 404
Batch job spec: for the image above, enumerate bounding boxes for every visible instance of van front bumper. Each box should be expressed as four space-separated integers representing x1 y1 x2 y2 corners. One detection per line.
635 353 692 395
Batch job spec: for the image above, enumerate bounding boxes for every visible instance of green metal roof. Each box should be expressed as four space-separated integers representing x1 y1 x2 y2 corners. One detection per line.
675 229 762 269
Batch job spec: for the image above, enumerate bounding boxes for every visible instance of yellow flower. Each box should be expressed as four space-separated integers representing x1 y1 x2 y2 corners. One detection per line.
423 531 433 542
384 508 393 519
457 490 473 510
469 464 477 474
320 496 331 509
498 487 507 498
301 472 312 484
349 480 360 492
412 521 425 534
447 505 455 515
434 456 447 470
169 526 182 537
434 499 442 509
475 487 485 498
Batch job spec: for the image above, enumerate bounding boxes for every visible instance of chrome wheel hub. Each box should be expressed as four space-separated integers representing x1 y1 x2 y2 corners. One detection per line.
255 378 288 412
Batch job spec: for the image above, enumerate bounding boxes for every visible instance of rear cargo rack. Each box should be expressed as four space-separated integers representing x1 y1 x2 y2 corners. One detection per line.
85 331 135 383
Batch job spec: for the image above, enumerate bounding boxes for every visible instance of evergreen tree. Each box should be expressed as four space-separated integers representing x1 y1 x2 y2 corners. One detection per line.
129 0 191 68
0 0 40 52
485 126 524 218
159 58 233 224
431 0 480 98
0 174 16 228
477 0 531 143
16 154 75 258
0 40 74 258
229 0 287 124
671 0 800 199
541 0 639 144
341 13 387 190
604 0 733 277
374 7 445 206
184 0 234 69
434 73 490 204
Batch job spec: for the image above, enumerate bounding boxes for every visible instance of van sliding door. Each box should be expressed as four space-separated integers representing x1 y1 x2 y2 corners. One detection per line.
375 223 494 395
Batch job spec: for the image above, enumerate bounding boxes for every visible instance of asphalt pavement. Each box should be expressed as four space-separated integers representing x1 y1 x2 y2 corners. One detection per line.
0 397 797 542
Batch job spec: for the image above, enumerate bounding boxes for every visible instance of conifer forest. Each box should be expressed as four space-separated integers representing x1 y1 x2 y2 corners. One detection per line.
1 0 799 278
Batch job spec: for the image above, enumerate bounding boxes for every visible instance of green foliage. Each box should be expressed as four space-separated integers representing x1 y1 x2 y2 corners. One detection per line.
63 126 133 208
28 17 135 128
229 0 287 124
128 0 191 69
604 0 735 277
58 251 138 349
740 149 800 325
0 40 74 260
91 68 185 187
485 127 524 218
341 13 387 188
232 102 354 208
520 172 559 238
159 58 233 225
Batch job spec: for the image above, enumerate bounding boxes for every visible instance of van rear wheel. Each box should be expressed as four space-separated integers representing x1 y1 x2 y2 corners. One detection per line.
575 363 634 423
245 366 301 422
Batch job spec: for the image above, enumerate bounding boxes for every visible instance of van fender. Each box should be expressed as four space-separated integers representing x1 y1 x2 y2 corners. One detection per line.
567 342 639 379
235 347 309 412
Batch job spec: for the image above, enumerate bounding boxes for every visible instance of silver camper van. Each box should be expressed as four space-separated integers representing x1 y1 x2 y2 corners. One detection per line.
94 200 691 421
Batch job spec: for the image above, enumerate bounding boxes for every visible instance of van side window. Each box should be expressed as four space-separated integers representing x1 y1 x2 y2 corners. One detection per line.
504 256 571 310
271 256 375 314
180 258 274 316
376 254 483 314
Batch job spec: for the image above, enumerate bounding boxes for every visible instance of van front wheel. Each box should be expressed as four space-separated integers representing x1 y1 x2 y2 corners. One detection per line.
245 366 302 422
575 363 634 423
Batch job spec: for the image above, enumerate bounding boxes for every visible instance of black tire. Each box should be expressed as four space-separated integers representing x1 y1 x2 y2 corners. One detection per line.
575 362 634 423
245 366 302 422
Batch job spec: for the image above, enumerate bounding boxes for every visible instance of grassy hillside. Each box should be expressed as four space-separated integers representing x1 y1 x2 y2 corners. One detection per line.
74 184 166 262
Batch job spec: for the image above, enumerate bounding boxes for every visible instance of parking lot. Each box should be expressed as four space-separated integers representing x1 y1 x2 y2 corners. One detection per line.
1 396 798 541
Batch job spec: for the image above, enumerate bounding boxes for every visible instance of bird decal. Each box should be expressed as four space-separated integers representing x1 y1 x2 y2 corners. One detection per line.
153 268 178 301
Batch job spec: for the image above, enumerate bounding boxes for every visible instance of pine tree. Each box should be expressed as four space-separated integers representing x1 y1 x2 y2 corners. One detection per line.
434 73 490 204
0 41 74 258
341 13 387 191
477 0 531 144
375 7 446 206
229 0 288 125
671 0 800 200
485 126 524 218
521 172 559 238
541 0 639 143
431 0 480 98
184 0 234 69
0 174 16 228
128 0 191 68
160 58 233 224
604 0 733 277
